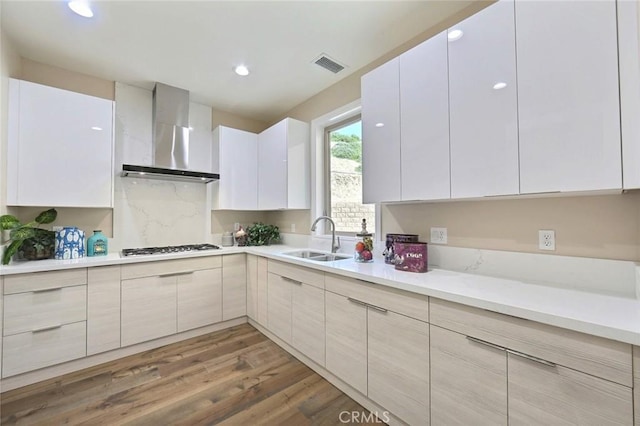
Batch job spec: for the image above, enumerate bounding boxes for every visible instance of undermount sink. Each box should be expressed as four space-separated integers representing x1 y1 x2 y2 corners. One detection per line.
283 250 351 262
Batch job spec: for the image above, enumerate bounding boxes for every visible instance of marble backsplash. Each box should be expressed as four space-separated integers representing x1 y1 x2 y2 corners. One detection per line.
110 82 212 251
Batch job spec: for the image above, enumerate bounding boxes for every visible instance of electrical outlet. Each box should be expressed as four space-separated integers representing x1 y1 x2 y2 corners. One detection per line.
430 227 448 244
233 222 240 231
539 230 555 251
291 223 296 233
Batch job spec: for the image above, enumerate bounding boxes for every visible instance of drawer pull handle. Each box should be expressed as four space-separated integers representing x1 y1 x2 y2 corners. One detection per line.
282 277 302 285
33 287 63 294
466 336 506 352
367 304 388 314
159 271 195 278
508 349 556 368
32 324 62 333
347 297 368 307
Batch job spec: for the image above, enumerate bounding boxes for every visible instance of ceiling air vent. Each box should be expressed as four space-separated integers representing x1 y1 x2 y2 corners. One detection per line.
314 54 346 74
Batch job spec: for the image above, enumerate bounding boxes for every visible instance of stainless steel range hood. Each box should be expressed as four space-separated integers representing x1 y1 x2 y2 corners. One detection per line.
121 83 219 183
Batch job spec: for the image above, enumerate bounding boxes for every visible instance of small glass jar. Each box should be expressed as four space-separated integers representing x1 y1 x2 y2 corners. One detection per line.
354 218 373 263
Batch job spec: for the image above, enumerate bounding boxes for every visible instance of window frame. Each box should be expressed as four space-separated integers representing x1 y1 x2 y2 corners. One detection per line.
309 100 379 243
323 114 366 236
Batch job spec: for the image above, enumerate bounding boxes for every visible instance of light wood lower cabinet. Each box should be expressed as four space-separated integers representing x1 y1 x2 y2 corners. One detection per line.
266 272 292 343
430 325 507 426
325 291 368 396
121 275 177 347
247 255 258 321
508 352 632 425
633 346 640 425
87 266 121 355
3 321 86 377
291 281 325 366
222 254 246 320
248 255 269 327
368 309 429 426
177 269 222 332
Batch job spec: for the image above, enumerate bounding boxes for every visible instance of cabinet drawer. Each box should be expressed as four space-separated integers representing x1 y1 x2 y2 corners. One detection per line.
4 285 87 336
2 321 87 378
4 269 87 294
325 273 428 322
121 256 222 280
430 298 632 386
268 260 324 289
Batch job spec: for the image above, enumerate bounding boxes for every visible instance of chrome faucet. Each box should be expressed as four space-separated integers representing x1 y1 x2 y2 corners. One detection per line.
311 215 341 253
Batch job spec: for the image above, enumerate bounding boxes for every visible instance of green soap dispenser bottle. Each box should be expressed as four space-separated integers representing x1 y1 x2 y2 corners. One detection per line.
87 230 108 256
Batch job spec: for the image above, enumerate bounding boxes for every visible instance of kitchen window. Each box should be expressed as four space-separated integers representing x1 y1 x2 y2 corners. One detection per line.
324 116 376 234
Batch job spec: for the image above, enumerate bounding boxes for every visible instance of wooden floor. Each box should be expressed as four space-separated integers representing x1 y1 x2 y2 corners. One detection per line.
1 324 379 425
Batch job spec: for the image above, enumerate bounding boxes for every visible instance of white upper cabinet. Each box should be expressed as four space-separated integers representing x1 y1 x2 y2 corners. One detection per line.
212 126 258 210
618 0 640 190
516 0 621 194
7 79 114 207
257 117 310 210
449 0 519 198
362 58 401 204
400 31 450 201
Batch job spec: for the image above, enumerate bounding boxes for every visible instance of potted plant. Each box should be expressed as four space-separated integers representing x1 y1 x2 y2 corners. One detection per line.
1 208 57 265
246 222 280 246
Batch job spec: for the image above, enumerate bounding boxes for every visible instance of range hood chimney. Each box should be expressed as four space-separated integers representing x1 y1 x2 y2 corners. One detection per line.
121 83 219 183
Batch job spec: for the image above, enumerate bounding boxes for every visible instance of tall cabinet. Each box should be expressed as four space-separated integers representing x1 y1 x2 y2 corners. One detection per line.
399 31 450 201
361 58 401 204
448 0 519 198
516 0 621 193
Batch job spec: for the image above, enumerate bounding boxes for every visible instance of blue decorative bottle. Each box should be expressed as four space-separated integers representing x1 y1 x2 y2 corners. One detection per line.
87 230 108 256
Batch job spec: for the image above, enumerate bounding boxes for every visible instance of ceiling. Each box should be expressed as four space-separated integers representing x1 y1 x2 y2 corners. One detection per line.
1 1 473 123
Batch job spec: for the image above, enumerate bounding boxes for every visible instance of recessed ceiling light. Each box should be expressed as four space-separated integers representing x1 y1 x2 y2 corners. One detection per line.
234 65 250 76
68 0 94 18
375 123 385 128
91 126 102 131
448 29 463 42
493 82 508 90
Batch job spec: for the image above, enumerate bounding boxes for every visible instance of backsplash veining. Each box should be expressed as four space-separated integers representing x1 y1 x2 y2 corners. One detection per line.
111 82 211 250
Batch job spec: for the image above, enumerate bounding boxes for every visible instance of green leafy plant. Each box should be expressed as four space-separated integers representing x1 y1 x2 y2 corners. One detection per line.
246 222 280 246
1 208 57 265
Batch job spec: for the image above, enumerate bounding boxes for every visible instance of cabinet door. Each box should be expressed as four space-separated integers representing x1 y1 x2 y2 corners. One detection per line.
362 58 401 203
325 292 367 395
256 257 269 327
7 79 113 207
430 325 507 426
285 118 311 209
246 255 258 321
177 269 222 332
258 120 288 209
87 266 121 356
368 309 429 426
449 0 519 198
516 1 621 193
213 126 258 210
121 276 176 346
508 352 633 425
292 282 325 366
400 31 450 201
222 254 246 320
267 272 292 343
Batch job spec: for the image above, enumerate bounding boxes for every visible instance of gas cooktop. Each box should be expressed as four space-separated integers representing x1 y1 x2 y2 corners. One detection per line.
121 243 221 257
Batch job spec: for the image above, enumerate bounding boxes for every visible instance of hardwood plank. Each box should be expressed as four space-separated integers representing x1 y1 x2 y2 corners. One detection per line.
1 324 374 426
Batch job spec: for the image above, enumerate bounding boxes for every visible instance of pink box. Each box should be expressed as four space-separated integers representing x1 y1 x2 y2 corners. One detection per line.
394 242 428 273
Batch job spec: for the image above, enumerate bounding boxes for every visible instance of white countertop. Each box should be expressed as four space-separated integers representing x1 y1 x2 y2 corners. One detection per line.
2 244 640 346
